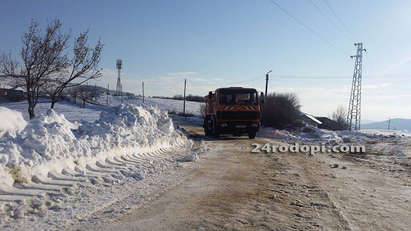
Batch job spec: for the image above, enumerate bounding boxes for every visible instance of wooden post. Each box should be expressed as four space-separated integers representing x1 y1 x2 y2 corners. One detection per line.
183 79 186 116
107 83 109 105
142 81 145 103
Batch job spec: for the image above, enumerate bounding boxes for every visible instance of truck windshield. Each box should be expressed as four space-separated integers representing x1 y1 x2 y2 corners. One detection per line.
219 91 258 105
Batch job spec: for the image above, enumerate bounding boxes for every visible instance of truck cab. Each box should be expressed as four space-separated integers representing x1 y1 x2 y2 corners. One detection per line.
203 87 263 139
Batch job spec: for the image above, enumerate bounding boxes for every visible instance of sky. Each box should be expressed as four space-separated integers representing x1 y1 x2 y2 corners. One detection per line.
1 0 411 121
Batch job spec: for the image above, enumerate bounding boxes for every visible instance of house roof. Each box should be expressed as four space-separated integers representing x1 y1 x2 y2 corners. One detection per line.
302 112 322 125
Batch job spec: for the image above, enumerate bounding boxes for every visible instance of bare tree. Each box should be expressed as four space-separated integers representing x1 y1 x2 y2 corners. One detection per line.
0 53 19 76
332 105 349 130
47 31 103 109
64 85 81 104
0 53 25 89
76 85 94 108
0 20 69 119
262 93 301 129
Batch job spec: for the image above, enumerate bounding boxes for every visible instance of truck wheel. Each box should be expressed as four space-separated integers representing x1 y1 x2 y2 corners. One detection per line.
203 120 208 136
248 131 256 139
204 119 212 136
204 127 210 136
213 119 220 138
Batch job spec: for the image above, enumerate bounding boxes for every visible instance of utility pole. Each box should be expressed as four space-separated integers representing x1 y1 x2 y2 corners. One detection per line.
183 79 187 116
107 83 109 105
388 117 391 130
265 70 272 99
142 81 145 103
347 43 366 131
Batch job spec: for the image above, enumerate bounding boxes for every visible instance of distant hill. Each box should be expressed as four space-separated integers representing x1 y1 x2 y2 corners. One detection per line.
361 119 375 124
362 118 411 131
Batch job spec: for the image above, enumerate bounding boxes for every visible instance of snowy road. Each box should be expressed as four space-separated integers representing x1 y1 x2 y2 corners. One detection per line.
67 124 411 231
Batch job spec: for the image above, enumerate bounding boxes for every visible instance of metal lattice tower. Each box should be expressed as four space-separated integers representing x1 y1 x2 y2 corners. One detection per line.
115 59 123 96
347 43 366 131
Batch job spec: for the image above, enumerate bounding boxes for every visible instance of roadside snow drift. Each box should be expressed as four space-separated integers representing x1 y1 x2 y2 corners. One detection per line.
258 126 343 145
258 126 411 157
0 107 27 138
0 104 189 189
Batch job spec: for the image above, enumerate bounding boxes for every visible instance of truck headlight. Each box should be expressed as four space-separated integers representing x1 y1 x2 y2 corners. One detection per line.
221 123 228 127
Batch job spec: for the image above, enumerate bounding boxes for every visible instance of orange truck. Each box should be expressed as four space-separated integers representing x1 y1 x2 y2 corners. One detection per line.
203 87 264 139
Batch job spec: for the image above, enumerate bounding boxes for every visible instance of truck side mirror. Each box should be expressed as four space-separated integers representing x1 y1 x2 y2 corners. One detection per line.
208 91 212 99
260 92 264 104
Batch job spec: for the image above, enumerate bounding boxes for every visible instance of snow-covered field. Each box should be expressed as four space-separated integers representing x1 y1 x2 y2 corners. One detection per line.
97 95 203 117
3 100 104 122
2 95 203 122
143 97 203 116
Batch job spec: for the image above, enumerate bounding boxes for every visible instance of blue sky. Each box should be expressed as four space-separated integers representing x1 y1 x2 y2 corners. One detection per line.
1 0 411 121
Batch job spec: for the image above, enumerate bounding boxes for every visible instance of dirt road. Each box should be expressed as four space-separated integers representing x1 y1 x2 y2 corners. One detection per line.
72 125 411 231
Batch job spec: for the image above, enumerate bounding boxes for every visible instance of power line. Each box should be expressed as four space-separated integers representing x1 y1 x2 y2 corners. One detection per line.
223 76 262 86
268 0 335 48
273 74 348 79
218 72 409 88
307 0 350 41
321 0 354 40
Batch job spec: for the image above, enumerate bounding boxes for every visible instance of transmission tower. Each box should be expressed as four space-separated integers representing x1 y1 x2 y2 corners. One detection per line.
115 59 123 97
347 43 366 131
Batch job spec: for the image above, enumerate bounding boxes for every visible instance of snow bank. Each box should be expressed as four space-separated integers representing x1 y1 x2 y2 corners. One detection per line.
0 104 189 189
258 128 298 141
259 126 410 157
0 107 27 138
259 125 411 143
259 126 343 144
310 127 343 145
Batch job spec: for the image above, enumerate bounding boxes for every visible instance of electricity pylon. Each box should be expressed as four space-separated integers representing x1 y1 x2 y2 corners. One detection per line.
347 43 366 131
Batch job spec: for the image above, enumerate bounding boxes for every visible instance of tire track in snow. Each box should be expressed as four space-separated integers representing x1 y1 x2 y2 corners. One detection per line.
0 142 191 221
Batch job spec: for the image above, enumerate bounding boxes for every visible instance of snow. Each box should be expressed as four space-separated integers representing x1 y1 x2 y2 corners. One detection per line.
258 128 299 141
3 100 103 122
260 126 411 143
0 92 205 228
259 126 411 158
0 107 27 138
0 96 201 193
303 113 322 125
258 126 343 145
0 104 190 189
0 76 18 89
2 96 204 124
95 95 204 117
358 129 411 137
144 98 203 116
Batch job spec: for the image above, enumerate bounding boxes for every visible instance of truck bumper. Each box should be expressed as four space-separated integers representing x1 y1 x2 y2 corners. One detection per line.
216 121 260 134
